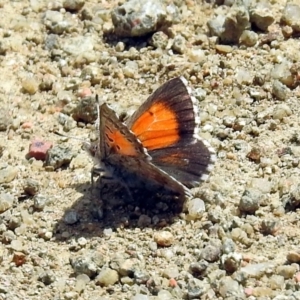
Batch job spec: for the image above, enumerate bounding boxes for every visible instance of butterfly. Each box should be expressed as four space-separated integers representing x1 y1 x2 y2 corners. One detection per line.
87 77 216 212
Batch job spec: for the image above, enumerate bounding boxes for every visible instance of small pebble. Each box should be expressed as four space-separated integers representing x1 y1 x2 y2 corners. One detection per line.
215 44 233 54
22 78 39 95
186 198 206 220
272 104 292 120
172 35 186 54
38 271 56 285
119 258 140 277
287 250 300 263
162 266 179 279
276 265 297 279
63 0 84 12
281 3 300 33
261 219 279 236
272 80 289 101
23 179 39 196
218 276 242 298
75 274 90 292
240 262 275 278
95 268 119 286
201 243 221 262
77 237 87 247
0 166 18 184
252 286 273 297
70 255 97 278
137 214 151 227
269 274 285 289
33 194 48 211
246 147 261 163
123 61 138 78
154 231 174 247
221 252 242 273
12 251 26 266
64 210 79 225
239 188 261 213
149 31 168 49
0 192 14 213
134 271 150 284
239 30 258 46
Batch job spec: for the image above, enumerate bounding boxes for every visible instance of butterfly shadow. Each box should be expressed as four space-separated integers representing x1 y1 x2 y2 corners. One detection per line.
52 177 183 242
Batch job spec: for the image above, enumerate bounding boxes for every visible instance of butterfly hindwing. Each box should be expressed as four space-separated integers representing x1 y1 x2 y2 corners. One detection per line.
127 77 215 187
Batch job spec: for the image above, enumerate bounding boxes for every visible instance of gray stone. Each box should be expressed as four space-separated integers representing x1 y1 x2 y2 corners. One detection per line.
222 238 236 254
240 262 275 278
261 219 279 236
201 242 221 262
134 271 150 284
8 216 21 231
172 35 186 54
33 194 48 211
70 255 98 278
272 80 289 101
207 6 250 44
218 276 243 298
250 3 275 31
111 0 171 37
38 271 56 285
187 277 210 299
239 188 262 213
61 36 94 56
45 145 75 170
64 210 79 225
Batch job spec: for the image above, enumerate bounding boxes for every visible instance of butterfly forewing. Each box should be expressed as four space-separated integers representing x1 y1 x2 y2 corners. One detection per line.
99 103 149 160
96 102 188 211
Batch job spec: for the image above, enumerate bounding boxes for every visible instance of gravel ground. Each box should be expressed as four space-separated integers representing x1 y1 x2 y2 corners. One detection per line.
1 0 300 299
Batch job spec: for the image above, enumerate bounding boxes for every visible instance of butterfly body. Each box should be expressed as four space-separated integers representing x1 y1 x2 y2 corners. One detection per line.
89 77 216 211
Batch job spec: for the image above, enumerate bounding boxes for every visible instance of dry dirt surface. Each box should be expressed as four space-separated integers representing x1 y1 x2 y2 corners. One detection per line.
1 0 300 299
